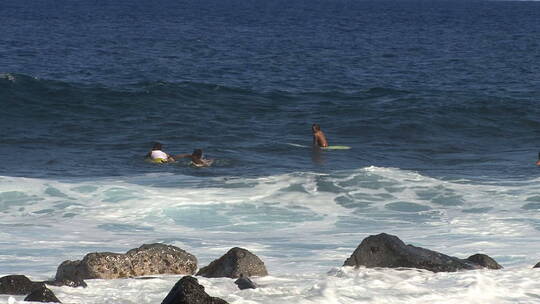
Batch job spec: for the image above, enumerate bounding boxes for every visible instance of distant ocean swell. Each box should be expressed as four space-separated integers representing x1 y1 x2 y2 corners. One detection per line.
2 72 538 137
2 72 538 179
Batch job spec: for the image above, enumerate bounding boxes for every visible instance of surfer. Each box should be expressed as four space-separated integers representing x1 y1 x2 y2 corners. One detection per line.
174 149 213 167
536 152 540 166
312 124 329 148
146 142 175 163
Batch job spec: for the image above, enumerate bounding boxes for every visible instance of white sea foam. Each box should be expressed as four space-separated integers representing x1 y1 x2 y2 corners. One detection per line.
1 167 540 303
0 73 16 82
2 268 540 304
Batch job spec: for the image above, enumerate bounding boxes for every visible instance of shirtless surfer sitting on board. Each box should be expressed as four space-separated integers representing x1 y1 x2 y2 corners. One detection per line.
174 149 213 167
146 142 176 163
312 124 328 148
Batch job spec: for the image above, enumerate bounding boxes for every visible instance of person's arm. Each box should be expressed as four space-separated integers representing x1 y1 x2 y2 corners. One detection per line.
313 132 322 146
165 153 175 162
172 154 192 160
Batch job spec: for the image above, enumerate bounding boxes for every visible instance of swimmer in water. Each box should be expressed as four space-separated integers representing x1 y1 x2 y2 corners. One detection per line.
146 142 175 163
175 149 213 167
312 123 328 148
536 152 540 166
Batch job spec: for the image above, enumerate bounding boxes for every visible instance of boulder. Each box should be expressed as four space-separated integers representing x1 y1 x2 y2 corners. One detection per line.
197 247 268 278
343 233 480 272
234 274 257 290
55 243 197 281
0 275 44 295
466 254 503 269
24 285 61 303
534 262 540 268
161 276 228 304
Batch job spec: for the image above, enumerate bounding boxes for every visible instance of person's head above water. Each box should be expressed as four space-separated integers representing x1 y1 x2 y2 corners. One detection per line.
312 124 321 133
152 142 163 150
192 149 203 158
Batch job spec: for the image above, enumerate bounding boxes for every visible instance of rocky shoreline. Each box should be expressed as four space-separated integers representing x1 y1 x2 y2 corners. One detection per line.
1 233 537 303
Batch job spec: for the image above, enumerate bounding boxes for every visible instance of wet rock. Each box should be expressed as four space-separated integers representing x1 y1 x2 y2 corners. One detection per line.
55 252 126 281
197 247 268 278
0 275 44 295
534 262 540 268
161 276 228 304
466 254 503 269
234 274 257 290
343 233 480 272
24 285 61 303
55 243 197 281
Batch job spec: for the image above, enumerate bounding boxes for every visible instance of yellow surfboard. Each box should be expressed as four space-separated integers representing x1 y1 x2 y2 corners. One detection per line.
322 145 351 150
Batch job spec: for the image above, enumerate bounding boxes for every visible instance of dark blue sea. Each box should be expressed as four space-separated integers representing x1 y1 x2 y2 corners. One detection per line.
2 0 539 179
1 1 540 303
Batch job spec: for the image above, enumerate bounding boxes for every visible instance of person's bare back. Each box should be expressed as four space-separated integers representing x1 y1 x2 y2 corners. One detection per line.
312 124 328 147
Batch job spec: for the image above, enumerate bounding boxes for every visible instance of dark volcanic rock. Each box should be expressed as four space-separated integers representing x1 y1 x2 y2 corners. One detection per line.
234 274 257 290
197 247 268 278
161 276 228 304
343 233 480 272
24 285 61 303
466 254 503 269
0 275 44 295
534 262 540 268
55 243 198 281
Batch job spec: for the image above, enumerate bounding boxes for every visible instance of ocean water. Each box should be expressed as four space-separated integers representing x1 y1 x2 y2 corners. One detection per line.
1 0 540 303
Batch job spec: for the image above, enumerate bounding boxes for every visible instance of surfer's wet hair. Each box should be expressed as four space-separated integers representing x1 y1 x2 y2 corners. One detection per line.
152 142 163 150
193 149 203 158
312 124 321 131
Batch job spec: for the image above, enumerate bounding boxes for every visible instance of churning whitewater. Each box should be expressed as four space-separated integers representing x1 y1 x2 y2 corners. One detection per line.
2 167 540 303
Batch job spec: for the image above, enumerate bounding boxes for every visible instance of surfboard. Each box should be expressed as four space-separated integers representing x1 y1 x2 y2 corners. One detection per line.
146 158 168 164
322 145 351 150
286 143 351 150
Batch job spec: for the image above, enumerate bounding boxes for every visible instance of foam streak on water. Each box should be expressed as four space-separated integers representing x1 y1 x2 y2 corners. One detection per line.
1 167 540 303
